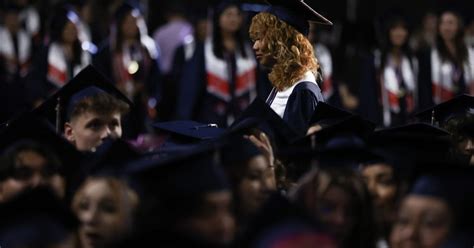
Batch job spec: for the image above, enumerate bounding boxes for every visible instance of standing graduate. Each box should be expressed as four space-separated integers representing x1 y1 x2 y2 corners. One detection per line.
248 0 331 134
93 2 161 136
418 9 474 108
176 0 258 128
27 5 92 106
359 14 418 127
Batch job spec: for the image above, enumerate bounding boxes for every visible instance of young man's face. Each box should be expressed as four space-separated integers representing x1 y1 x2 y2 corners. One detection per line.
64 111 122 152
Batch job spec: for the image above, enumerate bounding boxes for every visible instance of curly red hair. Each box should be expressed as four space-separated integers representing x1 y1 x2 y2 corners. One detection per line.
249 12 319 91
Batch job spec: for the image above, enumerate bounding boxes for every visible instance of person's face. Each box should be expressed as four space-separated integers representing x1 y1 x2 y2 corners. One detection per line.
456 137 474 165
180 191 235 245
121 12 139 41
74 179 134 248
219 6 242 34
424 14 438 33
62 21 78 44
390 25 408 48
64 111 122 152
250 23 276 68
439 12 460 42
362 164 397 208
0 150 63 202
238 155 276 216
390 195 452 248
316 185 354 241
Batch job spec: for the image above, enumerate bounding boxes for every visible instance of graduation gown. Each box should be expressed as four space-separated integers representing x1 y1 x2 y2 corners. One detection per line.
176 39 258 128
266 71 324 135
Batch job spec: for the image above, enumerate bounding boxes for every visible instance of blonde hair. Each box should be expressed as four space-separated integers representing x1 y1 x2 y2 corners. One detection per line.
72 177 139 218
249 12 319 91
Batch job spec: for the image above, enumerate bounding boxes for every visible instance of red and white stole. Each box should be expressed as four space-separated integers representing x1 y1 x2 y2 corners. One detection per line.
314 43 333 100
431 48 474 104
47 42 91 87
380 55 417 127
204 38 257 103
0 27 31 77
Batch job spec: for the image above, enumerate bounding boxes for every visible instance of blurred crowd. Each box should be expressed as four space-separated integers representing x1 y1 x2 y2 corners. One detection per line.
0 0 474 248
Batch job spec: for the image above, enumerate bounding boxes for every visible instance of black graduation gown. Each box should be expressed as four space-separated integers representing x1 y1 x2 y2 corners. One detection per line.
269 81 324 135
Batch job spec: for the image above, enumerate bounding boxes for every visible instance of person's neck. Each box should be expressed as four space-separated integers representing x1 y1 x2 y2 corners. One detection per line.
221 31 236 52
445 39 457 56
123 39 138 48
62 43 74 60
391 47 403 65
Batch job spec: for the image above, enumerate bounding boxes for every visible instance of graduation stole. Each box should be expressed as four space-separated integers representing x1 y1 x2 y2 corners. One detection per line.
0 28 31 77
431 48 474 104
204 38 257 102
380 55 417 127
112 42 153 99
47 42 91 88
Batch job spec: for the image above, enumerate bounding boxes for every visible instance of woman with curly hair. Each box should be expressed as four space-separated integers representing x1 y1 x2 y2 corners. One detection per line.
249 0 331 134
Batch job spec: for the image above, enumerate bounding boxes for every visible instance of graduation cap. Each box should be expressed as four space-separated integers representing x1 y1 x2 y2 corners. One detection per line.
246 0 332 36
221 137 263 168
367 123 453 171
153 120 225 148
408 165 474 231
127 139 229 198
230 98 299 151
0 187 78 248
0 114 83 180
309 102 354 129
32 65 133 133
414 94 474 127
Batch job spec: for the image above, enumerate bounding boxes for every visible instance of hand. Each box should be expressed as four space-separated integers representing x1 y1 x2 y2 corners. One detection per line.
245 132 274 167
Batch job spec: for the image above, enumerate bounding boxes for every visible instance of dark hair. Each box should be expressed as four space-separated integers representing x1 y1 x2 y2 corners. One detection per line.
113 4 142 53
0 140 61 181
380 16 414 70
436 10 468 67
68 92 130 121
49 6 83 66
212 2 248 59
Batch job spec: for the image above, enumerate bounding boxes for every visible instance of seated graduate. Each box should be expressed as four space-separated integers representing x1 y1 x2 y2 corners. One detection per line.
32 65 133 152
0 187 79 248
70 139 141 248
415 94 474 165
221 138 277 236
248 0 332 134
0 115 82 203
390 166 474 248
128 143 235 247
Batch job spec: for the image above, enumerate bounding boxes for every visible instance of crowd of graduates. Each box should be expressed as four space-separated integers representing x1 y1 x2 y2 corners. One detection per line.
0 0 474 247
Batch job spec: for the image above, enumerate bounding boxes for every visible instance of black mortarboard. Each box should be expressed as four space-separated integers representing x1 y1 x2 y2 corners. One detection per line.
309 102 354 128
414 94 474 126
311 115 376 145
127 140 229 198
230 98 299 151
153 120 224 148
0 187 78 248
0 114 83 180
221 137 263 167
248 0 332 35
32 65 133 133
368 123 453 172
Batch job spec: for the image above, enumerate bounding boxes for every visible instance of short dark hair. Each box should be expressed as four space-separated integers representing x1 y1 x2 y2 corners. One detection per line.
68 92 130 122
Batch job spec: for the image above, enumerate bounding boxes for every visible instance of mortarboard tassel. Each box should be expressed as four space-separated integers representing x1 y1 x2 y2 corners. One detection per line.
55 97 61 133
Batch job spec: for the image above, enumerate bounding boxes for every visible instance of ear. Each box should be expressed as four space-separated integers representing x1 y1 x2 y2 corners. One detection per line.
64 122 75 143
